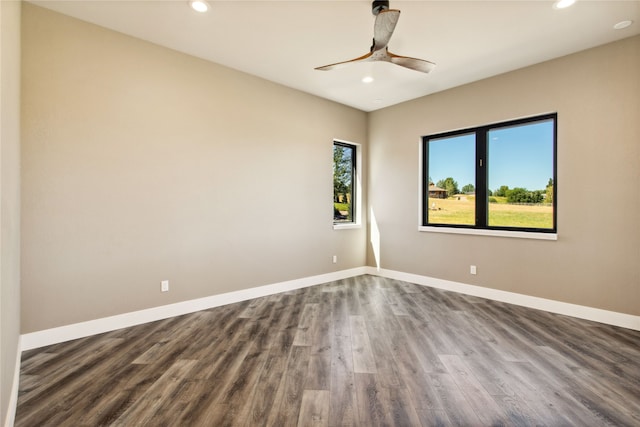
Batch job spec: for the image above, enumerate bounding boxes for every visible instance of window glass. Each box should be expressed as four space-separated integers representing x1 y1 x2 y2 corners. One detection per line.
487 119 555 229
426 133 475 226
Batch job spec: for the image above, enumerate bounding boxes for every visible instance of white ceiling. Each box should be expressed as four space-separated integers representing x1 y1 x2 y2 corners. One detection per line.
30 0 639 112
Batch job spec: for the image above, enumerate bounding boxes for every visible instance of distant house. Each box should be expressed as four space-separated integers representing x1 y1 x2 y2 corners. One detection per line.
428 183 448 199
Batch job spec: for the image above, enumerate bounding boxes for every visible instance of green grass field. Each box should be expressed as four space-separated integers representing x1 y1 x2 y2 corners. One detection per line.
334 202 349 212
334 202 352 221
427 196 553 229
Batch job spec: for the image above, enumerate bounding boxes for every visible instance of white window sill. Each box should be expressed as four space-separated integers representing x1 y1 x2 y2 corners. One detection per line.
333 223 361 230
419 226 557 241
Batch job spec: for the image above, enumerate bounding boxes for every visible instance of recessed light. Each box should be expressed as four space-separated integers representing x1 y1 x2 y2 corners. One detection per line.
362 76 374 84
189 0 209 13
613 20 633 30
553 0 576 9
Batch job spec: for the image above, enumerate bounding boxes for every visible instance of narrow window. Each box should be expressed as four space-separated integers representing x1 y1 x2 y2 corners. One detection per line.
422 113 557 234
333 141 356 224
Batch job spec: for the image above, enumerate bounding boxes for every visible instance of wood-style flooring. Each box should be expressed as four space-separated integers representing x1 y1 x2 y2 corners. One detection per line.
15 275 640 426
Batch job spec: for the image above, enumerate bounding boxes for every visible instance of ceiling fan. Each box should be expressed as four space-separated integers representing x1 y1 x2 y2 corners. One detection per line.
315 0 435 74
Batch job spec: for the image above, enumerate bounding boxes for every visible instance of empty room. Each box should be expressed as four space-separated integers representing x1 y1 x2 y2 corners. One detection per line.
1 0 639 425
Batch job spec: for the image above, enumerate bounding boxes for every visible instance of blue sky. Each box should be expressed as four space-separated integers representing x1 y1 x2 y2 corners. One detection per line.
428 119 554 192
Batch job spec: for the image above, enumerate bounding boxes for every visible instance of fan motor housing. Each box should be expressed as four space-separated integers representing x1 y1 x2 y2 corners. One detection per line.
372 0 389 15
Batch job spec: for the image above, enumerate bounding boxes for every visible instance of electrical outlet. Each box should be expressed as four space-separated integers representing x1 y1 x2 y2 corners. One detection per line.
470 265 477 275
332 255 338 264
161 280 169 292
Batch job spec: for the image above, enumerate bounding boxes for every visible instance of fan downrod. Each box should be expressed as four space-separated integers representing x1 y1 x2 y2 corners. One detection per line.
372 0 389 16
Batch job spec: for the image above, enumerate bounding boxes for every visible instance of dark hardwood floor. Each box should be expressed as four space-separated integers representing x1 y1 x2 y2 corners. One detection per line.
15 275 640 426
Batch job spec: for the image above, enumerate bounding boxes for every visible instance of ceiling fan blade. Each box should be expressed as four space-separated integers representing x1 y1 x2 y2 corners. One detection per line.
314 51 373 71
388 51 436 74
373 9 400 51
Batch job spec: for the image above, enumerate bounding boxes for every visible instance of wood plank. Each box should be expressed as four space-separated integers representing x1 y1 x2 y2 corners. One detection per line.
349 315 377 374
293 303 321 346
265 345 311 426
245 353 288 425
429 372 483 426
297 390 330 427
415 408 452 427
305 292 333 391
353 373 389 426
111 359 197 425
439 354 509 425
395 315 446 373
212 346 269 426
364 301 404 389
329 334 359 426
384 385 424 427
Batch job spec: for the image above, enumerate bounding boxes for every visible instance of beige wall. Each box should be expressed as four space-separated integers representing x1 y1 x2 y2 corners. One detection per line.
21 4 367 333
1 0 22 424
19 3 640 339
368 35 640 316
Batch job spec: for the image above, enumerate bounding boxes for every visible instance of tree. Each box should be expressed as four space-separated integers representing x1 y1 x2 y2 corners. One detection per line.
494 185 510 197
533 190 544 203
436 177 460 197
333 145 351 202
545 178 554 204
461 183 475 194
507 187 529 203
507 188 544 204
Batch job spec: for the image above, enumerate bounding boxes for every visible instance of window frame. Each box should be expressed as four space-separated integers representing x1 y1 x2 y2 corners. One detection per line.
419 113 557 240
333 139 361 229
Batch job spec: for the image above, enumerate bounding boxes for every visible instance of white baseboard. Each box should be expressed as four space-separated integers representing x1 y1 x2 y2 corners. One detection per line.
20 267 367 351
4 336 21 427
368 267 640 331
20 265 639 352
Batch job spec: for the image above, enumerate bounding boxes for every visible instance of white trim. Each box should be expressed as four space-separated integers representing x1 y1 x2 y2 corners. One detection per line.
4 336 21 427
368 267 640 331
417 121 558 242
418 226 558 241
19 265 639 352
332 223 361 230
418 140 425 227
333 138 362 229
20 267 367 351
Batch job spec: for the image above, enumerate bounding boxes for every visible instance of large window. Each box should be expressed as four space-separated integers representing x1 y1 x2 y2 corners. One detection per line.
333 141 356 225
422 113 557 236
